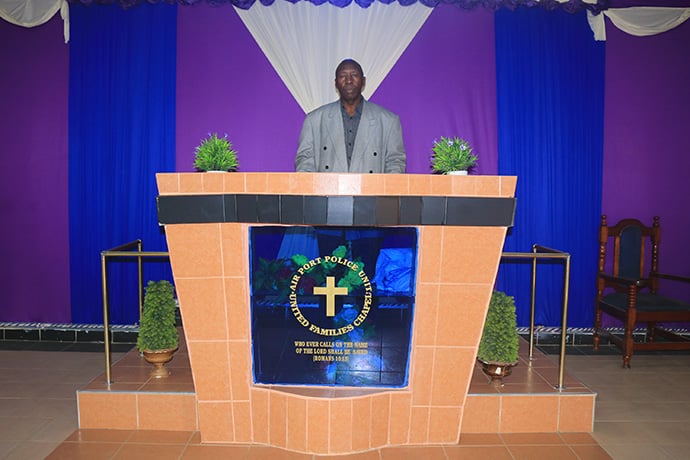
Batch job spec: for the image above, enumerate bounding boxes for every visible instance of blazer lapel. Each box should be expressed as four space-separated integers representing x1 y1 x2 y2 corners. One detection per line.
351 101 373 171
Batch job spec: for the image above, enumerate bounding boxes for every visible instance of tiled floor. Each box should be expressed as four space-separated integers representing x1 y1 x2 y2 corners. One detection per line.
1 340 689 459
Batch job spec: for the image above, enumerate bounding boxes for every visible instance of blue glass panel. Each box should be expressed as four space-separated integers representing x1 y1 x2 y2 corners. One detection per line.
249 226 418 387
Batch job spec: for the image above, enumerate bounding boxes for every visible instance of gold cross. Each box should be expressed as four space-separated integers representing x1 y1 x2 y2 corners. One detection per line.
313 276 348 317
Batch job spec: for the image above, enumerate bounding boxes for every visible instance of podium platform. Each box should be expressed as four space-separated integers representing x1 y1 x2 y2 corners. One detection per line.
77 173 595 455
76 331 596 442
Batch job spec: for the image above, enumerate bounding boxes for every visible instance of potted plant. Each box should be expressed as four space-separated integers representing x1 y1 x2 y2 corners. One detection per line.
431 136 478 175
477 290 520 385
193 132 239 172
137 280 179 378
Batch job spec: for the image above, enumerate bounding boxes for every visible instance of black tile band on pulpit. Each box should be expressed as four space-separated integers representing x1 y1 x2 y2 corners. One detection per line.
157 194 516 227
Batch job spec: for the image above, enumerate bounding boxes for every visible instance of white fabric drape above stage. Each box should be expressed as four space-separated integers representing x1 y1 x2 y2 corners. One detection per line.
588 6 690 40
0 0 69 42
234 1 433 113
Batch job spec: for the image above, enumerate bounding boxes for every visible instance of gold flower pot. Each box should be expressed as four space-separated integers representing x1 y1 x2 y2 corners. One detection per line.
142 347 178 378
478 358 518 386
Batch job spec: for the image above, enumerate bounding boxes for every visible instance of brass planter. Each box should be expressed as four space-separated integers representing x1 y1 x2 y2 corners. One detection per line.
142 347 178 378
477 358 518 386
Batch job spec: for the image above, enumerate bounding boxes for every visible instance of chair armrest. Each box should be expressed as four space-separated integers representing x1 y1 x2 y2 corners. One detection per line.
656 273 690 284
598 272 649 289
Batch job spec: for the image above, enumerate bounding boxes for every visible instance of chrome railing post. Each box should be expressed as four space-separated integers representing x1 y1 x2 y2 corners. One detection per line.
501 245 571 390
100 240 169 388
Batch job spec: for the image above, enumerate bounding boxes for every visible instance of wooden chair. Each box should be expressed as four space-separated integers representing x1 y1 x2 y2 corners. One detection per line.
594 215 690 367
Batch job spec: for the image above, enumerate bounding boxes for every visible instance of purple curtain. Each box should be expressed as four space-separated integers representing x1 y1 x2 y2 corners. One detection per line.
602 21 690 310
0 16 71 323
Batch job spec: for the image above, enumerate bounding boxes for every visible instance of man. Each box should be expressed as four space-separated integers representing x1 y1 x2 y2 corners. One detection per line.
295 59 406 173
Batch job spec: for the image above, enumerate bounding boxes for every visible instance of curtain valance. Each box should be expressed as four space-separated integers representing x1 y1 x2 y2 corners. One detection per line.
588 6 690 39
0 0 70 41
65 0 607 13
3 0 688 46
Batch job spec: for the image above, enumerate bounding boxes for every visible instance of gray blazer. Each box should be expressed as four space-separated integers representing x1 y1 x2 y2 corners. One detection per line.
295 100 406 173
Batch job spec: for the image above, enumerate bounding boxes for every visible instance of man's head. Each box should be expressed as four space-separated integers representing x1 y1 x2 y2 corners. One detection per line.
335 59 366 105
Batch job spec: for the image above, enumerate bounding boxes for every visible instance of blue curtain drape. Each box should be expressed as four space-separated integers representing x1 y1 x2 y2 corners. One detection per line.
69 3 176 324
495 8 605 328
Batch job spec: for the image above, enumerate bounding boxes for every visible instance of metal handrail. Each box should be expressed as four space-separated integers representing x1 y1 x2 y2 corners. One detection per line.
501 244 571 390
100 240 169 387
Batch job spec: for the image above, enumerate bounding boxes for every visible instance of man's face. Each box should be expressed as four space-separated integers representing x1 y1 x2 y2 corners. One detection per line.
335 63 366 104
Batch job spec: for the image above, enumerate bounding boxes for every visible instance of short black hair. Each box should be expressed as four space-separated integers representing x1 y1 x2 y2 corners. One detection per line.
335 59 364 79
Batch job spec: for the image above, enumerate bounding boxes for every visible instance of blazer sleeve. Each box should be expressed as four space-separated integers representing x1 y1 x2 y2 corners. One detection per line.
384 115 406 174
295 115 317 172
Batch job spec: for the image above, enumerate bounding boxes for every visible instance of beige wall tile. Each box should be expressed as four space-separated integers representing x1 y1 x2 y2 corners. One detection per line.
428 406 461 443
187 341 231 401
251 389 269 444
198 401 233 442
440 227 504 284
436 284 490 347
430 347 475 407
418 227 442 284
412 285 439 347
222 171 246 193
137 393 197 431
269 392 287 448
176 277 227 341
351 397 372 452
245 173 268 193
179 173 203 193
266 173 291 194
383 174 409 194
558 395 595 432
501 396 559 432
77 393 137 430
389 392 412 445
229 341 251 401
410 346 434 406
286 397 307 453
166 224 223 278
232 401 252 442
461 395 500 433
156 173 179 194
409 405 430 444
407 174 432 196
225 277 249 340
202 171 224 192
329 399 353 454
307 399 329 453
370 393 390 448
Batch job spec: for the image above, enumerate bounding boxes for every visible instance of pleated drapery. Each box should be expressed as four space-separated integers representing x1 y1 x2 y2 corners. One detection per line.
495 7 605 328
68 3 176 324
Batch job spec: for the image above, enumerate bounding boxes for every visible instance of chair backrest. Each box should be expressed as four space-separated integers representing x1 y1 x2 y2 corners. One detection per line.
598 215 661 290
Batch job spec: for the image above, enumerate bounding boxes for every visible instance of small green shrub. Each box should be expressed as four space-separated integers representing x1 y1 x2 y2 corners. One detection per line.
137 280 179 351
431 136 478 174
193 133 239 172
477 290 519 364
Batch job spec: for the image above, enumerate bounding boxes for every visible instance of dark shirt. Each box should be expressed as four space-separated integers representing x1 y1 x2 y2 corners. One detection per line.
340 101 363 167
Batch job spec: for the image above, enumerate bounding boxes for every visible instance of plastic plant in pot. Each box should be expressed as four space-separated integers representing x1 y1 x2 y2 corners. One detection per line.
193 132 239 172
137 280 179 378
431 136 477 175
477 290 520 385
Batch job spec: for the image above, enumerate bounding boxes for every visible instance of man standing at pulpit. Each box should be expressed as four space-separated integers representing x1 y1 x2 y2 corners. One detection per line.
295 59 406 173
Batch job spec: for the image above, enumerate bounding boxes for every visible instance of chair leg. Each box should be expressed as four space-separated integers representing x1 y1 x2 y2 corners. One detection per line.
647 322 657 342
593 307 601 351
622 350 632 368
623 320 635 369
622 325 633 368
